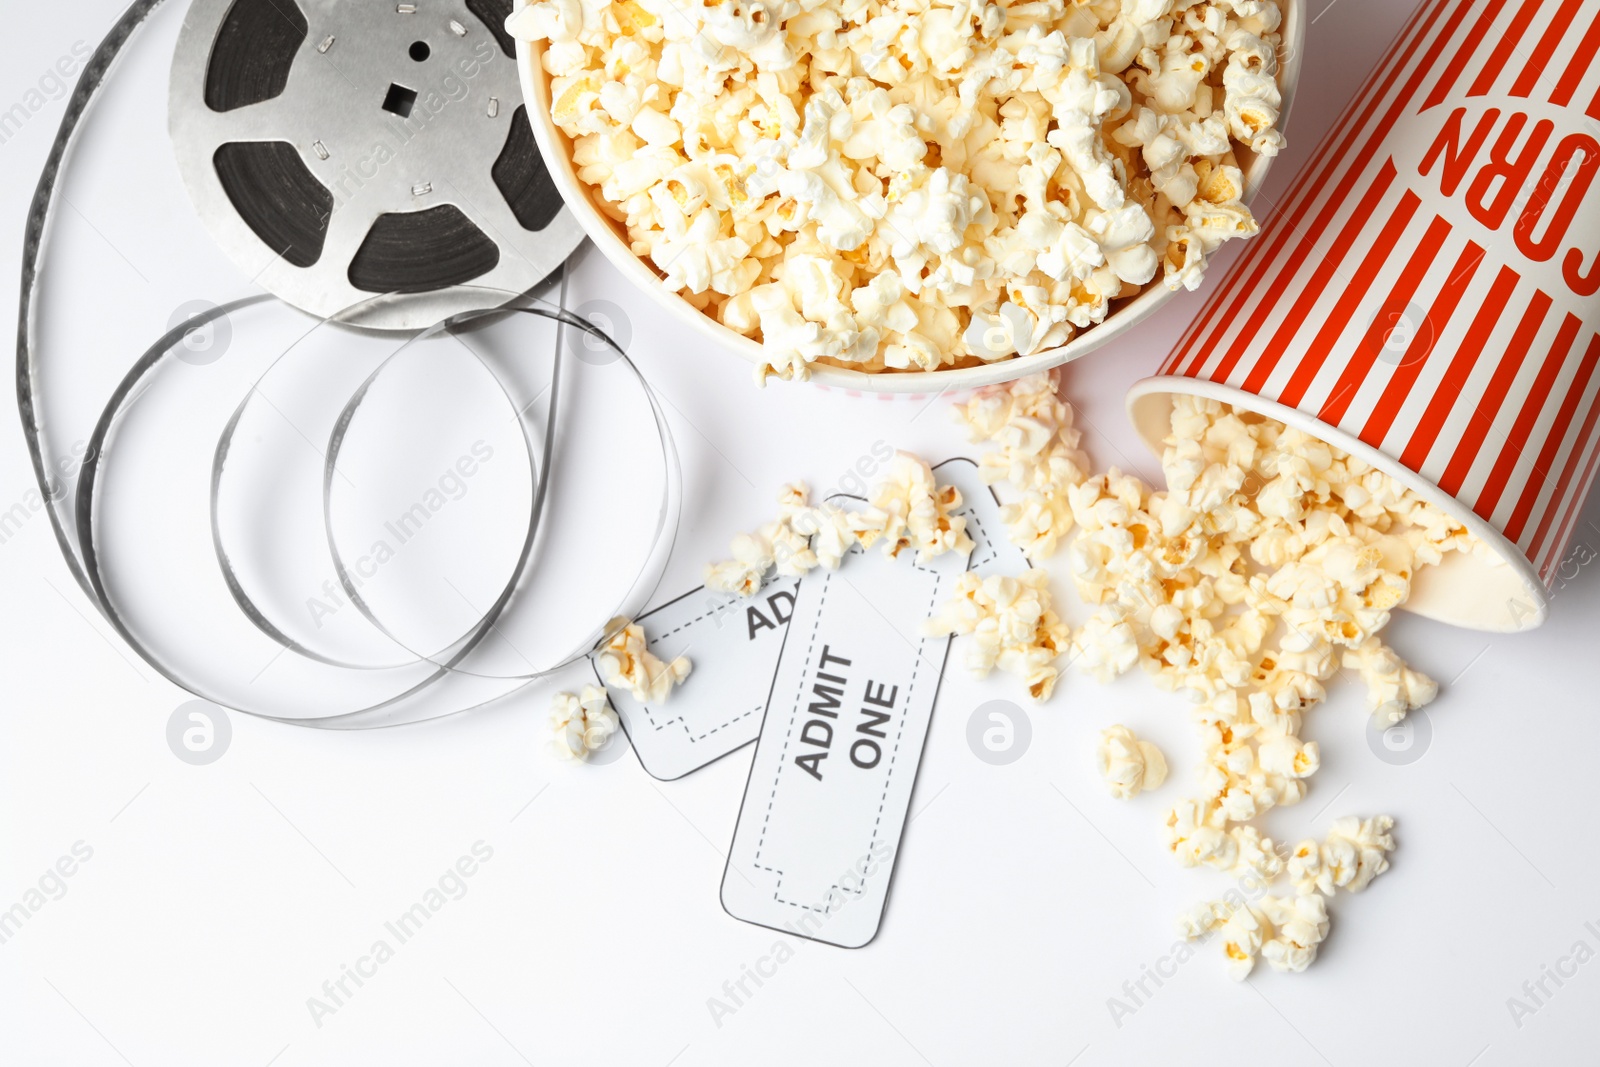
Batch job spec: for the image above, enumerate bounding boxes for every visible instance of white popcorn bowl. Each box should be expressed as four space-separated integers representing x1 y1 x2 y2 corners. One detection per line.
1126 0 1600 634
514 0 1306 394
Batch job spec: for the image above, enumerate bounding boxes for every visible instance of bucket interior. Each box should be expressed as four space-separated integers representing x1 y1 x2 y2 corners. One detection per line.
1126 380 1550 634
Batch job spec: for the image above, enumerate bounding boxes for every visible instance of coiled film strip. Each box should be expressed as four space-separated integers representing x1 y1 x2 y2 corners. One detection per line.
18 0 681 729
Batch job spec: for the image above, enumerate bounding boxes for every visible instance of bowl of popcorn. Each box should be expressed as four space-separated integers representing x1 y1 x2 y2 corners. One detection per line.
510 0 1304 389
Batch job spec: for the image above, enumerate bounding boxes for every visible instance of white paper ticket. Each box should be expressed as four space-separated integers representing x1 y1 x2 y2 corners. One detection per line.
720 460 1010 947
605 459 1020 785
596 576 800 781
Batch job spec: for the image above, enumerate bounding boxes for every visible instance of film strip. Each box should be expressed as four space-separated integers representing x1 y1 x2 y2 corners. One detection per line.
17 0 680 728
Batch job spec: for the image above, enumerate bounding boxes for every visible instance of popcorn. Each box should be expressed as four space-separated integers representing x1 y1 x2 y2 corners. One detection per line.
1162 225 1207 291
1075 609 1141 682
955 373 1477 978
1221 28 1289 157
1217 902 1266 981
1321 815 1397 893
1285 837 1328 897
705 531 778 597
928 569 1070 701
705 458 974 604
1087 203 1159 285
514 0 1287 379
859 453 977 562
707 483 825 595
1176 899 1226 941
1177 891 1328 980
952 373 1091 557
550 685 621 761
1288 816 1396 897
596 622 692 704
1231 824 1285 881
1257 893 1330 973
1256 735 1319 779
1342 636 1439 725
807 503 858 570
1096 724 1168 799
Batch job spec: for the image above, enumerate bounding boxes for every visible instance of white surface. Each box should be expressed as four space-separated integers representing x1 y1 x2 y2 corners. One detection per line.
3 2 1598 1065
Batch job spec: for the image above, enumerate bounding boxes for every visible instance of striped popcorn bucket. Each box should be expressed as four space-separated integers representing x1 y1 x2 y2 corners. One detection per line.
1128 0 1600 633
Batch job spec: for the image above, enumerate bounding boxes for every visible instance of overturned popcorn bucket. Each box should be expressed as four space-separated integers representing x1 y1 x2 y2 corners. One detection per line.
1128 0 1600 633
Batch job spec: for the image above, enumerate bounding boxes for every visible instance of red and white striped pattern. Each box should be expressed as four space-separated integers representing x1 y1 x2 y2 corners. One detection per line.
1162 0 1600 588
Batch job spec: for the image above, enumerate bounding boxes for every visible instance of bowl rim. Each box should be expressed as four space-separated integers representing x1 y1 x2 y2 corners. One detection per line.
514 0 1307 393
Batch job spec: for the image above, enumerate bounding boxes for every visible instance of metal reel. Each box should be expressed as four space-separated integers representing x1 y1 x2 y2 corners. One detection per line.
168 0 584 330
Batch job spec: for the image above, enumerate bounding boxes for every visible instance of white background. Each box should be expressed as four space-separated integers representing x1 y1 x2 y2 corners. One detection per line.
4 1 1599 1065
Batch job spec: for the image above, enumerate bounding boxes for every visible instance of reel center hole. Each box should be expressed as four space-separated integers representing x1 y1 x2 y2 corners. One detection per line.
409 40 431 62
382 83 418 117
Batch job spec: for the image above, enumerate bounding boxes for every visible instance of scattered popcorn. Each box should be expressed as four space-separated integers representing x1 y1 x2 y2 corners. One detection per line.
705 531 779 597
1257 893 1330 973
1284 836 1326 897
705 454 973 598
1256 734 1319 779
957 372 1477 978
1177 891 1329 980
1096 724 1168 799
927 569 1070 700
1231 824 1285 881
1176 898 1226 941
1317 814 1397 894
703 481 843 597
688 372 1444 979
1255 819 1392 961
513 0 1287 380
1217 901 1266 981
550 685 620 761
855 453 976 562
595 621 692 703
1342 636 1439 725
1074 608 1141 682
953 373 1092 558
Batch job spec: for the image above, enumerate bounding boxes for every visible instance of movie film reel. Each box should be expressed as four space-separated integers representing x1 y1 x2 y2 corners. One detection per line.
168 0 584 329
19 0 680 728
